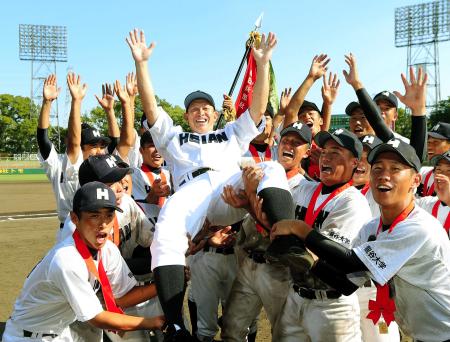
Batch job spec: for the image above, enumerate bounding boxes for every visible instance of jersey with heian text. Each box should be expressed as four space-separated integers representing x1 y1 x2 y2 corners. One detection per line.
58 194 153 258
352 207 450 341
145 107 262 188
291 182 371 288
38 145 82 223
9 237 136 335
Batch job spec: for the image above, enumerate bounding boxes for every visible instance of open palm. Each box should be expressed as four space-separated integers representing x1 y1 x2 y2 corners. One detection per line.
126 29 155 63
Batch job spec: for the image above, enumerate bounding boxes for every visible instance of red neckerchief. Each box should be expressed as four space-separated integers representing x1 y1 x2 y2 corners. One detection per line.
107 215 120 247
73 230 124 316
141 164 167 207
307 141 320 180
432 200 450 233
304 182 352 226
367 201 415 327
249 144 271 163
361 183 370 196
423 170 435 196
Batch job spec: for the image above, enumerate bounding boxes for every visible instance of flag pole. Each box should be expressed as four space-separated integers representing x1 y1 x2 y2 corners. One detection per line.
215 13 263 129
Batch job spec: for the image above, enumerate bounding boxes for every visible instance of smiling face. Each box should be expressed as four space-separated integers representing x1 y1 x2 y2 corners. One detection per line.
105 181 124 206
427 136 450 160
298 108 323 136
277 132 309 171
140 142 164 168
319 139 358 186
376 99 398 129
71 208 115 249
81 142 107 160
370 152 420 209
349 109 375 137
353 147 371 186
184 99 218 134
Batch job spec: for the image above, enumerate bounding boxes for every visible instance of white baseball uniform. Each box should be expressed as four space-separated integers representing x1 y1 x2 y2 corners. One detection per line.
416 196 450 237
3 237 136 342
274 182 371 342
222 172 307 342
145 107 291 270
126 129 143 169
38 145 82 224
352 206 450 341
419 166 435 197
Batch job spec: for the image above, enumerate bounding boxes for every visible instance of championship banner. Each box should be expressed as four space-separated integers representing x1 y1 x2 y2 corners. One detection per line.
235 51 257 118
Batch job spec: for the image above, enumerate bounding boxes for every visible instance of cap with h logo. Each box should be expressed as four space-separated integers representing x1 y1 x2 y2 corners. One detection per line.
81 125 112 146
314 128 363 159
359 135 382 151
280 121 312 144
299 100 322 116
428 122 450 140
373 91 398 108
79 155 132 186
367 138 421 172
431 150 450 167
73 181 123 213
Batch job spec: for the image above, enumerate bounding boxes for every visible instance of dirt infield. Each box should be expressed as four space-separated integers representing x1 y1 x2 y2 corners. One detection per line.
0 181 272 340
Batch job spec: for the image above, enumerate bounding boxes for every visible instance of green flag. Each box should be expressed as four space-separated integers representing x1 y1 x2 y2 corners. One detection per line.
267 61 279 116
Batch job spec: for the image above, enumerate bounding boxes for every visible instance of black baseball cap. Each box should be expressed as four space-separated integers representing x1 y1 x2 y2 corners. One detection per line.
184 90 215 110
367 138 421 172
81 125 111 146
140 131 154 148
315 128 363 159
359 135 383 151
428 122 450 140
73 181 122 213
431 150 450 167
299 100 321 116
280 121 312 144
373 91 398 108
111 154 129 168
345 101 362 116
79 155 132 186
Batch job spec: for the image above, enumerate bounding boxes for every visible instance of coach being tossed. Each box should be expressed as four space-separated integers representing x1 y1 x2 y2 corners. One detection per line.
3 182 164 342
270 139 450 341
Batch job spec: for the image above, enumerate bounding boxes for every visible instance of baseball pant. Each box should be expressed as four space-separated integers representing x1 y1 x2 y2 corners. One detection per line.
273 286 361 342
221 255 290 342
150 161 289 269
190 250 238 340
3 319 80 342
356 286 400 342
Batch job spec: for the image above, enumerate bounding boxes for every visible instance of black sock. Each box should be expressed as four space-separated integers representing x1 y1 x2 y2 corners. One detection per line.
188 299 198 334
248 331 257 342
257 187 294 225
153 265 185 327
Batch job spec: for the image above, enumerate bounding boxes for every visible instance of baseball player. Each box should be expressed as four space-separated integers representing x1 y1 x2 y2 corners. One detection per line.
127 29 307 340
2 182 164 342
221 121 312 342
271 139 450 341
266 128 371 341
37 74 111 226
418 122 450 197
416 151 450 236
345 101 375 137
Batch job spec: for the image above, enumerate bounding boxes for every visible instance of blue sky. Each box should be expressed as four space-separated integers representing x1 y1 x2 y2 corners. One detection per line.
1 0 449 126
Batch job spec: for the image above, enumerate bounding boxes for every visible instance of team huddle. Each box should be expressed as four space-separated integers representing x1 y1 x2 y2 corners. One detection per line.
2 29 450 342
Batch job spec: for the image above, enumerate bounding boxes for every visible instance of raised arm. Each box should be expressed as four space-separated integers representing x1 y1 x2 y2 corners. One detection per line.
249 32 277 124
114 79 135 159
67 73 88 163
95 83 120 139
126 29 158 126
125 72 138 116
283 54 330 128
343 53 394 142
320 72 340 132
394 66 428 161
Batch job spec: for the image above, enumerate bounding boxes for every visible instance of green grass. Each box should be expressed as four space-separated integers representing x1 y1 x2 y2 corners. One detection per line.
0 174 48 183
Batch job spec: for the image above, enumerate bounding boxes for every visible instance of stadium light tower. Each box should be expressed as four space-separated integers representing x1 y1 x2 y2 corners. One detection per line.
19 24 67 151
395 0 450 111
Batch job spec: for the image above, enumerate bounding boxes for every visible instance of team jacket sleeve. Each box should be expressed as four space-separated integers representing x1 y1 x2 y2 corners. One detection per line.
146 107 178 151
410 116 427 162
355 88 395 142
37 128 52 160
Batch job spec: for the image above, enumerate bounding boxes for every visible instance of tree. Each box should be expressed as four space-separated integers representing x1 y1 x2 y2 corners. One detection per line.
394 107 411 139
428 96 450 127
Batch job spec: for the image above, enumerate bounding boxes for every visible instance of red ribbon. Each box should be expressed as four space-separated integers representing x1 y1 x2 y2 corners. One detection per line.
249 144 271 163
361 183 370 196
422 170 435 196
141 164 167 207
235 51 257 117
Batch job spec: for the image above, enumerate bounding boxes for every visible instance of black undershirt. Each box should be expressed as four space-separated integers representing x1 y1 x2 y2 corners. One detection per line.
250 142 269 153
321 182 348 194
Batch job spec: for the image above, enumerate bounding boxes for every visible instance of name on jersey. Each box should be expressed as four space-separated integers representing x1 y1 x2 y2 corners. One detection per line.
363 245 387 270
179 132 228 147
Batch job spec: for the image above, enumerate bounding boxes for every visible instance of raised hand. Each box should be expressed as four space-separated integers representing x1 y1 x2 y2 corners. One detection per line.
321 72 340 105
67 73 88 101
279 87 292 114
252 32 277 66
43 74 61 101
94 83 115 111
393 66 428 116
308 54 330 81
114 80 130 104
126 28 156 63
435 173 450 205
343 53 363 90
126 72 138 97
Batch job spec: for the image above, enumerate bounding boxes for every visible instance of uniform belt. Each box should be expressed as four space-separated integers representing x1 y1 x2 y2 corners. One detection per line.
247 250 266 264
179 168 213 187
23 330 58 338
203 246 234 255
293 285 341 300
